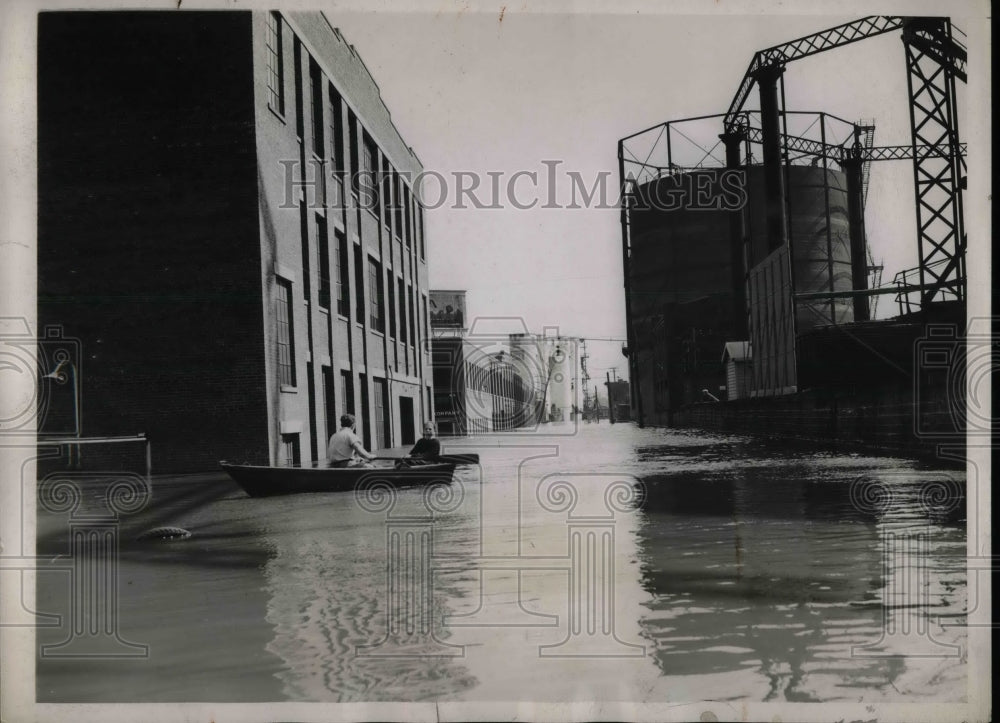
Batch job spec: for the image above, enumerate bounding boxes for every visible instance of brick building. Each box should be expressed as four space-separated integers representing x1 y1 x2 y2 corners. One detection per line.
38 11 434 472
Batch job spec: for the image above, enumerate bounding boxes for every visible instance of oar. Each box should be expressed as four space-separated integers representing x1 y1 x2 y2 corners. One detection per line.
370 454 480 465
438 453 480 465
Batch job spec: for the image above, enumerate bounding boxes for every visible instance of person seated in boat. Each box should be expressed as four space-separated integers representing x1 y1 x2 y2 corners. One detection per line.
396 421 441 468
327 414 375 468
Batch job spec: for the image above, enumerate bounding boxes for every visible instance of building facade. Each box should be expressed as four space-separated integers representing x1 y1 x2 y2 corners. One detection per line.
38 11 434 471
428 292 531 436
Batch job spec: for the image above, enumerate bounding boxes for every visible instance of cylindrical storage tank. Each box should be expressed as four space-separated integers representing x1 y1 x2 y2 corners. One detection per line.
546 338 576 422
745 165 855 331
628 171 744 420
508 333 547 426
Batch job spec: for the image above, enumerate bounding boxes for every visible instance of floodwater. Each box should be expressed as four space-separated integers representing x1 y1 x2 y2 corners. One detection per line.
35 422 967 703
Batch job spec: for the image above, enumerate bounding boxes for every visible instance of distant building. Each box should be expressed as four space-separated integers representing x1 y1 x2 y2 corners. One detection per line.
38 11 434 471
428 292 531 436
722 342 753 401
605 379 631 423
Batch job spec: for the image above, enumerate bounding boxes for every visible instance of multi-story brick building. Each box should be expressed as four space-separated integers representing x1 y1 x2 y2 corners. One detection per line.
38 11 434 472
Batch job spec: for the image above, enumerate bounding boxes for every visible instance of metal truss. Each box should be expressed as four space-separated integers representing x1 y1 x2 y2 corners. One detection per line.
725 16 905 131
742 126 965 164
903 18 967 306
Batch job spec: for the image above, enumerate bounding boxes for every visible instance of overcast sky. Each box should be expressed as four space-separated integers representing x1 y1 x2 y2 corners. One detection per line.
327 4 978 388
0 1 987 401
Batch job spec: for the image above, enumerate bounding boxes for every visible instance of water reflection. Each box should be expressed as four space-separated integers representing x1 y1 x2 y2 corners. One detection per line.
256 486 479 701
634 451 966 701
34 423 967 703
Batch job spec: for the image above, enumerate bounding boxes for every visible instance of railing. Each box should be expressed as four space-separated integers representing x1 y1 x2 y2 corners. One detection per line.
892 259 964 315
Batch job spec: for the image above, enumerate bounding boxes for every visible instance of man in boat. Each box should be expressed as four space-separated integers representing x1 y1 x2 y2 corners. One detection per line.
327 414 376 468
396 421 441 468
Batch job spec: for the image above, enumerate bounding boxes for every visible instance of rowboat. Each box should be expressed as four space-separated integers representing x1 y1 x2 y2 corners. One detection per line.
220 461 457 498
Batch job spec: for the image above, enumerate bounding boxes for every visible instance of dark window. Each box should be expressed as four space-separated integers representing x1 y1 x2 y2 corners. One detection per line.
359 374 371 449
388 274 397 338
417 204 425 260
408 286 416 346
340 370 355 416
368 257 384 332
335 230 349 317
307 361 317 463
317 215 330 310
349 113 360 198
309 59 324 156
280 433 300 467
292 36 303 137
300 203 310 300
398 278 407 343
381 158 392 228
322 366 334 441
422 294 429 340
266 12 285 115
362 137 379 216
403 182 412 246
353 243 365 324
328 84 343 173
276 278 296 386
374 377 389 450
394 172 404 238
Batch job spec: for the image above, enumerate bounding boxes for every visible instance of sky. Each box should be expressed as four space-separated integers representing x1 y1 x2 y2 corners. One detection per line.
0 1 986 408
324 4 979 393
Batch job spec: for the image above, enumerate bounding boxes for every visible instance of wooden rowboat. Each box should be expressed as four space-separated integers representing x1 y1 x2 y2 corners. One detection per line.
220 461 457 498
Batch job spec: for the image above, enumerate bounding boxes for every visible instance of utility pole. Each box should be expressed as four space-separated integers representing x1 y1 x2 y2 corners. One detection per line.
606 371 616 424
579 339 590 422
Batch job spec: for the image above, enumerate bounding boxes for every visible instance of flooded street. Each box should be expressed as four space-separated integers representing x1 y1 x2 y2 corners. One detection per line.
36 422 967 703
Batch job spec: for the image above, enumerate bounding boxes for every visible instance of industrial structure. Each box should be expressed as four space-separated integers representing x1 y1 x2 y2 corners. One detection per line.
619 16 967 450
428 291 534 435
428 298 586 435
39 11 435 471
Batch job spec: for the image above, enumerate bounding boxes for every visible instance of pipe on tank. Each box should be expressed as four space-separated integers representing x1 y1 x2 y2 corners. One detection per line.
753 64 789 254
839 149 870 321
720 129 749 337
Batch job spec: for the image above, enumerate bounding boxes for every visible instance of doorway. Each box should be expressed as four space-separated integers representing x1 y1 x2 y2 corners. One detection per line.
399 396 415 445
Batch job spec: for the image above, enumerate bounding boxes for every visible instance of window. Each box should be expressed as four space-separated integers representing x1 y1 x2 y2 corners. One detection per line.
322 366 334 440
421 294 429 340
317 215 330 310
328 84 343 174
388 274 397 338
307 361 318 463
292 37 304 137
403 182 412 247
280 433 300 467
398 278 407 343
300 203 310 300
359 374 371 449
309 59 324 156
266 12 285 115
381 158 393 228
417 204 425 260
394 172 404 238
340 369 355 416
276 278 296 386
408 286 416 346
368 257 384 332
335 231 349 316
349 113 360 197
361 137 379 216
353 243 365 324
373 377 389 450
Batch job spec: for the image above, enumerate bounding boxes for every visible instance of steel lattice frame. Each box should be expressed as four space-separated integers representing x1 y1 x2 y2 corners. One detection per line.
903 18 967 305
724 16 905 132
